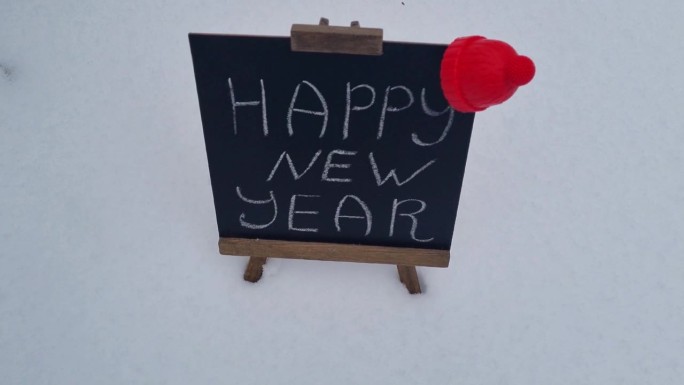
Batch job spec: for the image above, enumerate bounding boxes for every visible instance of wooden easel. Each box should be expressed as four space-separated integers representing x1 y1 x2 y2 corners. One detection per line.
221 238 448 294
219 19 450 294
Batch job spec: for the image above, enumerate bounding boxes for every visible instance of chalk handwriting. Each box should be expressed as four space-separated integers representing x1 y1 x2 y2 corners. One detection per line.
368 152 436 187
321 150 357 183
235 186 277 229
389 199 434 242
334 195 372 236
267 150 322 181
288 194 321 232
228 78 268 136
225 78 462 245
378 85 414 140
343 83 376 140
287 80 329 138
412 88 455 146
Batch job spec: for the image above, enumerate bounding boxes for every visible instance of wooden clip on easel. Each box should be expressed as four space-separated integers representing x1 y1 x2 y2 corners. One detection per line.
290 18 383 56
217 19 453 294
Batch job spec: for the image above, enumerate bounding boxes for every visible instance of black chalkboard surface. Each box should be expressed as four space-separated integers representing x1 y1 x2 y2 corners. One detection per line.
189 33 474 253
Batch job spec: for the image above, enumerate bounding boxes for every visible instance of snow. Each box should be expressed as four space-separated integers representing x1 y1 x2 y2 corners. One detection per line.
1 1 683 384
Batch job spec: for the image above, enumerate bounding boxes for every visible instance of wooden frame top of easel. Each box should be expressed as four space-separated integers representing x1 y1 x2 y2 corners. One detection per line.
290 18 383 55
219 18 448 295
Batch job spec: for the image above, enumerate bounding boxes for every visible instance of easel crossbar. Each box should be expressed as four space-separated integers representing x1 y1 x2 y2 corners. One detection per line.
219 237 450 268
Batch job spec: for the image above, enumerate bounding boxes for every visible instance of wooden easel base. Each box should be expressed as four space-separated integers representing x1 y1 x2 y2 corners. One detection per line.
242 257 422 294
221 237 448 295
397 265 422 294
243 256 267 283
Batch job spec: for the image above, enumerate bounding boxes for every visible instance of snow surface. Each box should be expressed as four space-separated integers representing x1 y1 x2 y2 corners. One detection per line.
1 1 683 384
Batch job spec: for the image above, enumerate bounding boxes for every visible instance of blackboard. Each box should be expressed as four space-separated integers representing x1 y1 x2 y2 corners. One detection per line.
189 33 474 253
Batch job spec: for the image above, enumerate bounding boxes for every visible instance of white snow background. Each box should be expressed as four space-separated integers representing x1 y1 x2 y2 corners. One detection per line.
1 1 683 384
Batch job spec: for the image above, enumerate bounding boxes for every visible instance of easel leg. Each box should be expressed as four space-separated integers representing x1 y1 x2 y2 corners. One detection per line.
243 257 267 283
397 265 422 294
